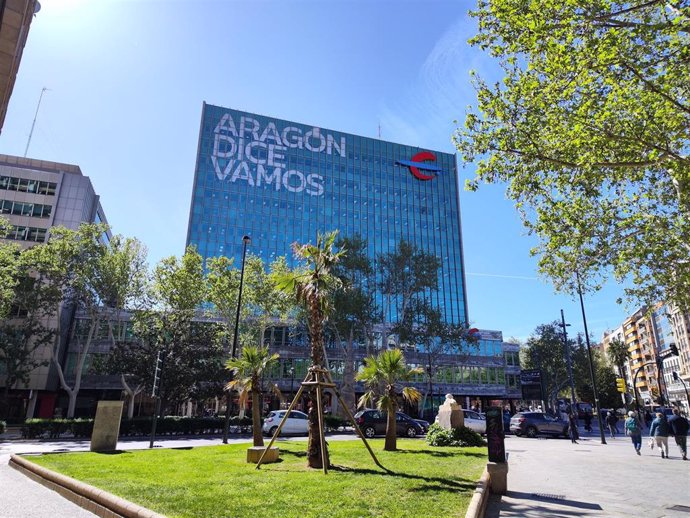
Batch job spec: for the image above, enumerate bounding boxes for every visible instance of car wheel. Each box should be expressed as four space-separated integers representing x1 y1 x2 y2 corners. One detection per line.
363 426 376 438
526 426 538 438
406 426 417 438
269 426 279 437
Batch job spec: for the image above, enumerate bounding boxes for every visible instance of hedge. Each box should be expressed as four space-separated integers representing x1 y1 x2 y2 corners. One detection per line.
425 423 487 447
20 416 255 439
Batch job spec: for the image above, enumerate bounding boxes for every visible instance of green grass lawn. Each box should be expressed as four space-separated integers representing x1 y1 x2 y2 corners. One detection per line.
27 439 486 518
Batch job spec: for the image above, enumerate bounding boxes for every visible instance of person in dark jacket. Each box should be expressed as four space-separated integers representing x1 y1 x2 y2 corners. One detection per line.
650 412 671 458
644 409 653 429
568 413 579 444
583 411 593 432
606 411 618 438
668 408 689 461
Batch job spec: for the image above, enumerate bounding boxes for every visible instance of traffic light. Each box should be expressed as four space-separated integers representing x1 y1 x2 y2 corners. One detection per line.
615 378 626 393
669 343 679 356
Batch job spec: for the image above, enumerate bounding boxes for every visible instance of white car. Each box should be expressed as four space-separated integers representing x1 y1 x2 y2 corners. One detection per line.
262 410 309 436
462 409 486 434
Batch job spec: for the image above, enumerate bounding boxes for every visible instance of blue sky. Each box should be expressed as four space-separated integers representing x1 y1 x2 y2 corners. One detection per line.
1 0 631 342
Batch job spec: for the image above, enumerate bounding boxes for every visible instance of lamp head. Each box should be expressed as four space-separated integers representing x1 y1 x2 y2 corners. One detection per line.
242 235 251 244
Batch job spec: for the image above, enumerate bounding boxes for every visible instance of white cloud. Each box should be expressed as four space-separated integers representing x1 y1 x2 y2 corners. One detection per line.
379 16 480 151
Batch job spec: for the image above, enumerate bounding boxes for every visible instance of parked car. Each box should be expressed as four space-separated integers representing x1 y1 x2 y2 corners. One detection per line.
354 409 425 438
413 417 431 433
510 412 568 438
463 409 487 434
262 410 309 436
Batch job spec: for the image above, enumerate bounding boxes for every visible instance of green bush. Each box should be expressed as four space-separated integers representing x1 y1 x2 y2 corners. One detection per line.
426 423 487 447
0 420 6 434
324 415 347 432
18 415 256 439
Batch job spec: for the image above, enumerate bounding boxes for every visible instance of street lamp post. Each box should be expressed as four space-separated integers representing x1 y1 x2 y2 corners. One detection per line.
559 309 577 413
223 235 251 444
576 272 607 445
672 371 689 413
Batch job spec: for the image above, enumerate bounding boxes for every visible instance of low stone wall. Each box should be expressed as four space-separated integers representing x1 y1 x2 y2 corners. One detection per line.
465 468 490 518
9 454 165 518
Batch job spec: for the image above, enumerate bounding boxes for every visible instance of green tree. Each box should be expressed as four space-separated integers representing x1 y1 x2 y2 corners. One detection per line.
520 322 570 410
129 247 218 413
456 1 690 310
394 298 474 419
377 239 441 342
356 349 422 451
606 338 629 378
0 216 20 318
23 225 147 417
331 235 381 415
225 345 280 447
276 230 344 469
572 337 621 409
0 271 54 419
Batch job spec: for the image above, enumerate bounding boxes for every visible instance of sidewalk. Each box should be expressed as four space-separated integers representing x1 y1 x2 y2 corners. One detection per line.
486 430 690 517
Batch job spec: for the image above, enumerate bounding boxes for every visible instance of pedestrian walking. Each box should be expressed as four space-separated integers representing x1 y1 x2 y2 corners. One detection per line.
644 409 653 429
668 408 689 461
649 412 671 459
583 411 593 432
606 411 618 438
568 413 579 444
624 410 643 455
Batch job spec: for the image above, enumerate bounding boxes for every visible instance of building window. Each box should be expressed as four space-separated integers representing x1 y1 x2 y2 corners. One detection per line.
5 225 47 242
0 176 57 196
0 199 52 218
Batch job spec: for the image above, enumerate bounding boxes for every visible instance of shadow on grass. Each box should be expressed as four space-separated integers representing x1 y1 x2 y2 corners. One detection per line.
279 449 307 458
396 448 486 459
329 464 478 493
94 450 131 455
171 447 193 450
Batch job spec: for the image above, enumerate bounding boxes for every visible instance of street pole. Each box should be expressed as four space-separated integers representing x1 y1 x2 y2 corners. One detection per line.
223 235 251 444
149 350 164 449
576 272 607 445
559 309 577 413
673 372 689 413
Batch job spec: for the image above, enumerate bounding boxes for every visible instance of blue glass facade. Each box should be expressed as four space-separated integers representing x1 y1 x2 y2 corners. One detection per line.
187 103 468 325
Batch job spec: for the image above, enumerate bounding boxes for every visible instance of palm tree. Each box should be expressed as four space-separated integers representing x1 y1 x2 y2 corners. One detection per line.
275 230 345 469
356 348 422 451
226 345 280 447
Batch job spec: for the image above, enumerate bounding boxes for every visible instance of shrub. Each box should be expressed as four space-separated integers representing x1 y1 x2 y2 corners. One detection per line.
426 423 486 447
21 419 51 439
18 415 256 439
324 415 346 432
0 420 6 434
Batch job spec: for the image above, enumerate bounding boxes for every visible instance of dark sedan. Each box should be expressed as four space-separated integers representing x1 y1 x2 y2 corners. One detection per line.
354 409 425 438
510 412 569 438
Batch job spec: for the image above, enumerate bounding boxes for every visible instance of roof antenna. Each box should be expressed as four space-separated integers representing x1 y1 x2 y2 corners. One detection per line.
24 87 49 158
378 121 381 139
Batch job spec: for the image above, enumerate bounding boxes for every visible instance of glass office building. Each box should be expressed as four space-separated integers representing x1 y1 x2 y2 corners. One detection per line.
187 103 468 325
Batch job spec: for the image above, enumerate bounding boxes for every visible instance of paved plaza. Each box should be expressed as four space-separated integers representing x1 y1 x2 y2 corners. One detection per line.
487 429 690 517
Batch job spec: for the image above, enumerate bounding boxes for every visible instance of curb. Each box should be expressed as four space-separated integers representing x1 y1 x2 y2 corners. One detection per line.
9 454 166 518
464 467 490 518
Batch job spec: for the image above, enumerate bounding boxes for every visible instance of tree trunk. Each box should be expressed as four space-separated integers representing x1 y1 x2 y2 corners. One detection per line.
67 390 77 418
251 388 264 447
307 296 328 469
384 394 397 451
